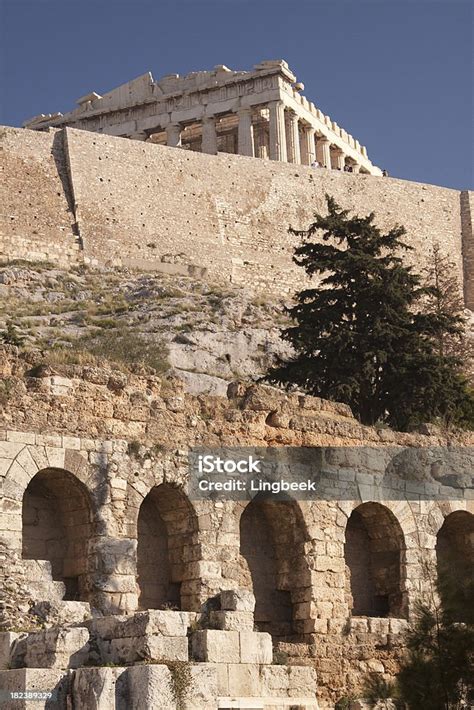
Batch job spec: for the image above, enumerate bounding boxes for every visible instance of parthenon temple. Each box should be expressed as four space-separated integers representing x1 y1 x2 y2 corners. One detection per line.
23 59 382 175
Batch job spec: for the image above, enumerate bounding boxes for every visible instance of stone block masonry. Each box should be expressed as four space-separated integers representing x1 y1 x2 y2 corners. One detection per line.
0 125 472 307
461 190 474 308
0 345 472 704
0 127 81 265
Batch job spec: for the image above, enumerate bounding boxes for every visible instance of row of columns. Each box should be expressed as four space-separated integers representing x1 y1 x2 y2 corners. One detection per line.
160 109 256 157
138 102 362 171
268 100 360 170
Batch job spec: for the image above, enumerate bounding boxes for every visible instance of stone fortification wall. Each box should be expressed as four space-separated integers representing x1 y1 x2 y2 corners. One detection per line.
461 190 474 308
0 128 80 265
1 126 472 303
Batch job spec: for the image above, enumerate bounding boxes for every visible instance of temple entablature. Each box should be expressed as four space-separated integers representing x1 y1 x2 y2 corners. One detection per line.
23 59 381 174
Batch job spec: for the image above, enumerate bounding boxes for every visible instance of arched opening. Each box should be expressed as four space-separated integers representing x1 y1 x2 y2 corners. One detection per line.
239 496 310 639
22 468 93 601
137 484 197 611
436 511 474 621
345 502 407 618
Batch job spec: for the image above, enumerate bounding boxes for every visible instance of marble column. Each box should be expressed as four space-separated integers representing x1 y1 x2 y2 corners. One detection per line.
237 108 254 157
352 164 361 174
201 116 218 155
334 148 346 171
316 137 331 168
286 110 301 164
301 125 316 165
166 123 182 147
254 123 269 159
268 101 287 162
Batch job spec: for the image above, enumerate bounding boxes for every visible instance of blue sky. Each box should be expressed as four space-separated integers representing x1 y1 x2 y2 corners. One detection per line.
0 1 472 189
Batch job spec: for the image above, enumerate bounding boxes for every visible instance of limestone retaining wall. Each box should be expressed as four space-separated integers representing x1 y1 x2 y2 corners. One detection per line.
461 190 474 308
0 126 472 304
0 127 80 265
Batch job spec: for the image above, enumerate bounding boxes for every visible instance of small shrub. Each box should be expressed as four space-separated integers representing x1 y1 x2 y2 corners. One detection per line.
39 347 97 367
0 378 14 406
188 617 202 633
143 659 192 709
150 442 166 456
78 329 170 374
272 649 289 665
0 323 25 346
167 660 192 710
90 317 122 329
159 601 179 611
127 441 142 458
334 697 356 710
362 673 400 707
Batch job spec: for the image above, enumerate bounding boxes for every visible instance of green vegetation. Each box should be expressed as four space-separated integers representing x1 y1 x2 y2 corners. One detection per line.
0 378 14 406
77 329 170 373
421 243 472 373
272 649 289 665
361 675 400 708
265 196 474 431
143 660 192 709
22 328 170 375
352 557 474 709
334 697 356 710
396 560 474 709
0 322 25 346
166 660 193 710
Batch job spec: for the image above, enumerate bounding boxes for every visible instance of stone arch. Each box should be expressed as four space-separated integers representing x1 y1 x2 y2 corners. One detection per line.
344 502 407 618
137 483 198 611
239 495 311 639
436 510 474 620
22 467 94 601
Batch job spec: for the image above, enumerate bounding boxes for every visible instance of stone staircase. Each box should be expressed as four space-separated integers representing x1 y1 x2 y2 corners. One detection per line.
22 560 66 604
22 559 92 627
0 590 320 709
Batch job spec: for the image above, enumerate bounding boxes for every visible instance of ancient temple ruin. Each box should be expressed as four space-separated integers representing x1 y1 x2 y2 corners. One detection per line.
23 60 381 175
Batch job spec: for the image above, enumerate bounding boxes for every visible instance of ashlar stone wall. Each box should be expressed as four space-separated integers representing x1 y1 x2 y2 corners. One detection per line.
1 346 472 701
1 126 472 306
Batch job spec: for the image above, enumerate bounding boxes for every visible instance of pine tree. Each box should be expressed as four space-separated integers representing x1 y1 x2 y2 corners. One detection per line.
421 243 472 375
396 559 474 709
265 196 474 430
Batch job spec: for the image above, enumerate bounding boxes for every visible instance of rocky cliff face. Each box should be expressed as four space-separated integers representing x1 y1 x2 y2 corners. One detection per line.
0 261 292 396
3 262 473 398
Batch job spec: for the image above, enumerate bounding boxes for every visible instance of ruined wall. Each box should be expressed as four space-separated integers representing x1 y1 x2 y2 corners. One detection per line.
1 346 473 702
1 126 472 303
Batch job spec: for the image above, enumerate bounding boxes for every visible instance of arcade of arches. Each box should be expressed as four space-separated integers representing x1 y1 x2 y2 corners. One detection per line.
18 467 474 637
